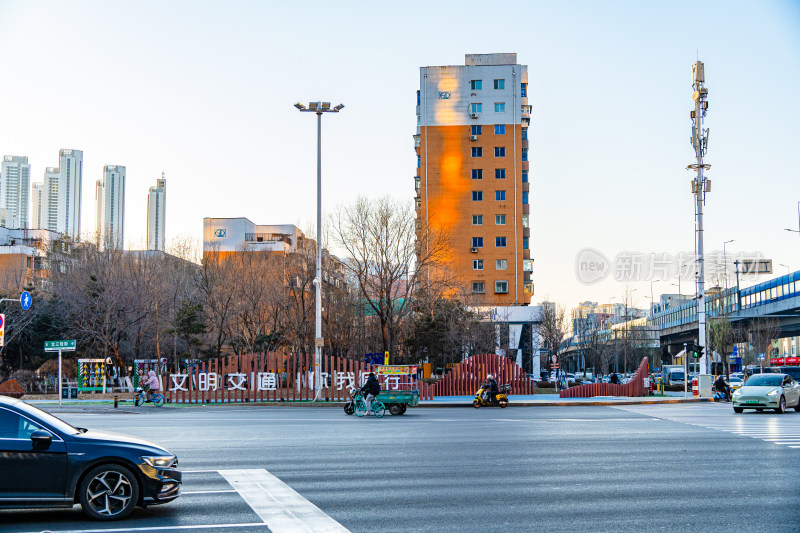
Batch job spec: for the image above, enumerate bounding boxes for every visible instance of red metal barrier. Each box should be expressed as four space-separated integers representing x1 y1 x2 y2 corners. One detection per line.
419 354 534 400
559 358 649 398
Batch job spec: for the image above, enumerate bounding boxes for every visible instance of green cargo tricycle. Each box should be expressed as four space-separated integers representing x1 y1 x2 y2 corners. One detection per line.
344 386 419 416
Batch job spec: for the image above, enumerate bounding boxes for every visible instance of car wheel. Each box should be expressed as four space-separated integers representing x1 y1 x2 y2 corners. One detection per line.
733 407 743 413
776 396 786 414
794 400 800 413
389 403 402 416
79 464 139 521
343 402 354 415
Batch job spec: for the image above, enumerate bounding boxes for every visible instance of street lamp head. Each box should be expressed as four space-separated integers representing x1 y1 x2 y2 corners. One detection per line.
308 102 320 111
333 103 345 111
294 102 306 110
321 102 331 111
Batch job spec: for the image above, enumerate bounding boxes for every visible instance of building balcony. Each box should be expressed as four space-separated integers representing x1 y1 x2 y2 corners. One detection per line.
414 176 421 193
521 138 528 150
413 134 420 148
415 197 421 210
522 161 529 172
523 203 530 215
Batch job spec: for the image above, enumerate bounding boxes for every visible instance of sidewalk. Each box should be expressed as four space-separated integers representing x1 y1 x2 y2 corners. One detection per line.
20 393 712 411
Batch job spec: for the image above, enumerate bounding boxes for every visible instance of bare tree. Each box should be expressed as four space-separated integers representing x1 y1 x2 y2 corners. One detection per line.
708 315 734 378
331 196 452 356
537 300 569 385
747 317 782 367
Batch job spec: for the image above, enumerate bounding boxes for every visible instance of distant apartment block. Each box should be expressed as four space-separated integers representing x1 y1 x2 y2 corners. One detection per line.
40 167 60 231
31 182 43 229
58 149 83 239
147 173 166 251
0 155 31 229
416 53 532 305
95 165 126 249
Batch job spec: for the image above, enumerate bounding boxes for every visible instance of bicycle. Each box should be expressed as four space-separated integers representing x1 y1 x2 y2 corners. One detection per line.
134 387 165 407
348 385 385 418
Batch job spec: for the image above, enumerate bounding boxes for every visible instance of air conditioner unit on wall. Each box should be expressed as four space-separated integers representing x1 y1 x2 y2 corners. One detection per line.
469 135 478 141
470 113 479 119
470 247 479 253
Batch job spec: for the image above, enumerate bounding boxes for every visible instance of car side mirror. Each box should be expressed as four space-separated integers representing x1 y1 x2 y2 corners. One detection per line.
31 429 53 450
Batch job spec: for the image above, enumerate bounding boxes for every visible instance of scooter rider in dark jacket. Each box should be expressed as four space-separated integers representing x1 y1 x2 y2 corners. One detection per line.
714 375 731 401
483 374 499 403
360 372 381 415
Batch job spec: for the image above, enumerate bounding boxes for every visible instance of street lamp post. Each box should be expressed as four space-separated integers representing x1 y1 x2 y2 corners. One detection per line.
295 101 344 401
785 202 800 237
779 263 791 276
723 239 734 291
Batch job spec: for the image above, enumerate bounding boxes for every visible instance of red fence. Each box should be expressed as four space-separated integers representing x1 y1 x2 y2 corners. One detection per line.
418 353 534 400
559 357 649 398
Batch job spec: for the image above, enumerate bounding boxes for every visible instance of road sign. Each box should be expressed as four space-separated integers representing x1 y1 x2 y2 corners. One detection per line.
552 355 557 363
45 340 76 352
0 314 4 347
20 291 32 310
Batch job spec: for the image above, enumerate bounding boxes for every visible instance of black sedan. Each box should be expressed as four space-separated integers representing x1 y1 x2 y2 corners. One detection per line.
0 394 181 520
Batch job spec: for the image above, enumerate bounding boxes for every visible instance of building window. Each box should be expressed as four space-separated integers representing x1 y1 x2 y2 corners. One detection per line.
494 79 505 90
522 170 528 183
522 149 528 161
472 169 483 180
471 147 482 157
473 259 484 270
496 214 506 225
417 155 420 167
523 237 529 249
471 125 482 135
523 191 529 204
472 191 483 201
495 168 506 179
471 80 482 91
521 83 527 97
472 281 485 294
494 147 506 157
495 280 508 293
495 190 506 201
522 214 529 228
494 103 505 113
495 124 506 135
416 90 421 105
472 237 483 248
472 215 483 225
496 259 507 270
471 103 482 113
495 237 507 247
521 128 528 140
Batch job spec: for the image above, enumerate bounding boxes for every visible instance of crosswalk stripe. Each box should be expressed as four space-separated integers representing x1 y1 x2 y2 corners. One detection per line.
219 469 349 533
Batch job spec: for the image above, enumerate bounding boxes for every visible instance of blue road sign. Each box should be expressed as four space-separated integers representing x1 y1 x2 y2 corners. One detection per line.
20 291 32 311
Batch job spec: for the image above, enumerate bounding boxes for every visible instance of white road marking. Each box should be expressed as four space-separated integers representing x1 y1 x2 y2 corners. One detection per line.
181 489 238 494
219 468 349 533
21 523 268 533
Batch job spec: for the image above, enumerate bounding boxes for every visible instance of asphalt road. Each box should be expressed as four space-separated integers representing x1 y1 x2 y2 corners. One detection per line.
3 402 800 532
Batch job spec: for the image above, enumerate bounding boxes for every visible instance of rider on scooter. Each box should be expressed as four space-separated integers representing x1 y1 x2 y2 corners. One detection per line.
713 374 731 402
483 374 499 403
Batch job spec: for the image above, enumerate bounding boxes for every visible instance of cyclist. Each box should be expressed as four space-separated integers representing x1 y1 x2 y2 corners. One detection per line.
360 372 381 415
144 370 161 402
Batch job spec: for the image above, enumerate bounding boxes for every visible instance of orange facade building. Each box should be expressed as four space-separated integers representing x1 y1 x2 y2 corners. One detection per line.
416 54 533 306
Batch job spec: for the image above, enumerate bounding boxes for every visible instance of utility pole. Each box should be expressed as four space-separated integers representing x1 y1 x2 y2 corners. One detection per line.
689 60 710 375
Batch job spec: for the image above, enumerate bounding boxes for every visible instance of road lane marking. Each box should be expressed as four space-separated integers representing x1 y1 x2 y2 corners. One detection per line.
20 523 268 533
181 489 238 494
219 468 349 533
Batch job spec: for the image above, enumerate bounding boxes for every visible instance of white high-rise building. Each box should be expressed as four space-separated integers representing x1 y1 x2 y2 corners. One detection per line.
95 165 126 249
147 173 166 251
31 182 44 229
58 149 83 239
1 155 31 228
41 167 60 231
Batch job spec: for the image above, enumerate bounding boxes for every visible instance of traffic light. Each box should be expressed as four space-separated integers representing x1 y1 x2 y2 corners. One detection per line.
691 344 704 359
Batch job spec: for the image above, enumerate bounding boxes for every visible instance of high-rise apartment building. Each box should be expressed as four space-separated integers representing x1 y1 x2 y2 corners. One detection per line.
416 53 533 305
58 149 83 239
95 165 126 249
31 182 44 229
147 173 166 251
0 155 31 229
41 167 60 231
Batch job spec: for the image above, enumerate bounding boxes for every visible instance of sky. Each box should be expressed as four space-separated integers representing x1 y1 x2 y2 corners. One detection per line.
0 0 798 313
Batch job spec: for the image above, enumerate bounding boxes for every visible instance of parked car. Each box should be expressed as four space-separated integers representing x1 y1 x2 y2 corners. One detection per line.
732 373 800 414
0 395 181 520
727 377 744 391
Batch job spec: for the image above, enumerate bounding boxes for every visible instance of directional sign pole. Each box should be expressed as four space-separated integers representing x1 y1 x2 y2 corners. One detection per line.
59 350 62 408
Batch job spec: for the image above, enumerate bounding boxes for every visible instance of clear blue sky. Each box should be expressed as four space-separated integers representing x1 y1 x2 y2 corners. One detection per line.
1 0 798 311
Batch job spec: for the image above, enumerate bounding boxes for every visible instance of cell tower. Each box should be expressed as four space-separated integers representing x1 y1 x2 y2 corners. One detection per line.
689 60 710 373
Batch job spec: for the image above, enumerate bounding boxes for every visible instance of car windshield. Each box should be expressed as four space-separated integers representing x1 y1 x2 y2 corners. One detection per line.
672 373 685 379
745 375 783 387
12 400 80 435
729 378 742 383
